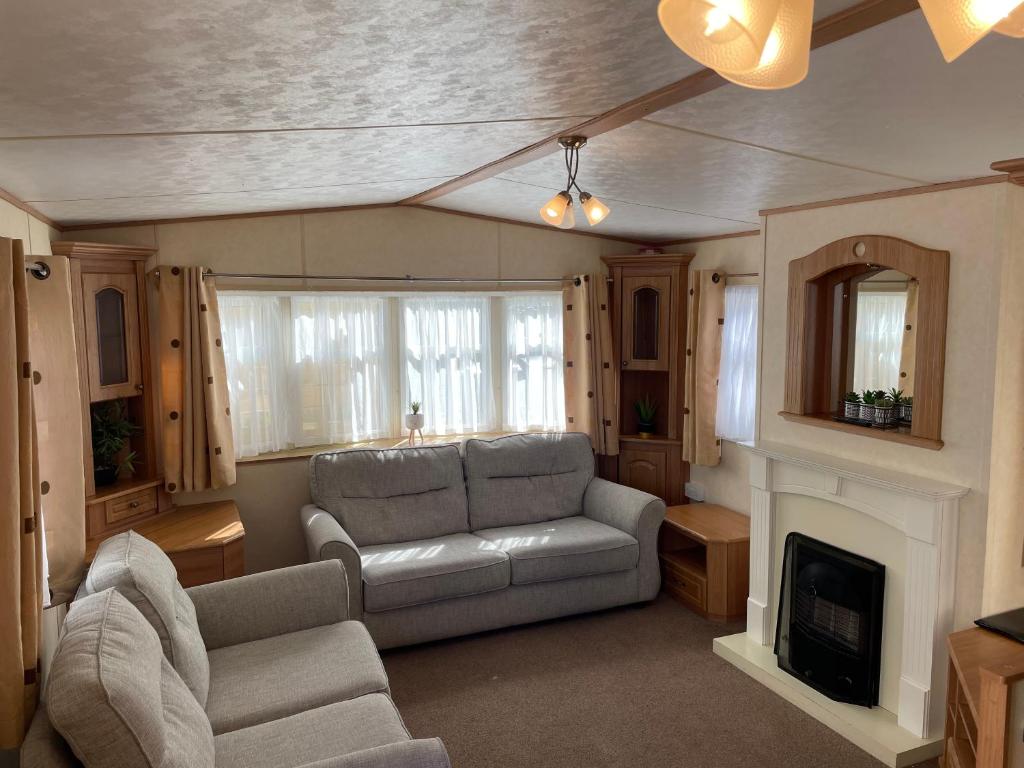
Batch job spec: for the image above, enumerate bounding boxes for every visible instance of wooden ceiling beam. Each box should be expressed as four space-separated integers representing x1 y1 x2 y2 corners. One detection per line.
399 0 921 207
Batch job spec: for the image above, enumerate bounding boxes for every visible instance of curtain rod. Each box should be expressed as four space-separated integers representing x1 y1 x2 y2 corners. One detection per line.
154 269 585 286
711 271 760 283
26 261 50 280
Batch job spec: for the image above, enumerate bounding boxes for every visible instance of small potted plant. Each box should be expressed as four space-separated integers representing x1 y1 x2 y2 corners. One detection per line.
900 395 913 423
873 395 896 426
859 390 878 422
405 401 424 432
91 399 138 487
842 392 861 420
634 395 658 438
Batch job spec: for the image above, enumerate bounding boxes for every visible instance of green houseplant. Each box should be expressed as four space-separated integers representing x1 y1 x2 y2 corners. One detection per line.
873 395 896 426
405 401 424 432
858 389 878 422
634 395 658 438
842 392 861 420
91 399 138 487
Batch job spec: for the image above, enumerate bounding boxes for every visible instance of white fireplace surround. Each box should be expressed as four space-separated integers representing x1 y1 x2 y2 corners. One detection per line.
742 441 968 740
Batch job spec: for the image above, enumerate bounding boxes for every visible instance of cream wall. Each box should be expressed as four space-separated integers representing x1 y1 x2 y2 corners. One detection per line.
983 183 1024 615
687 233 764 514
760 182 1008 629
0 198 58 255
71 206 644 573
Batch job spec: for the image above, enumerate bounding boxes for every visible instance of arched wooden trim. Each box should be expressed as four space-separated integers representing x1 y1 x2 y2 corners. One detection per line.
783 234 949 447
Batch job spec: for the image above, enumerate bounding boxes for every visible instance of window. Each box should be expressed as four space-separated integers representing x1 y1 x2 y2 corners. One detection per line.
852 291 907 392
220 291 565 457
716 284 759 443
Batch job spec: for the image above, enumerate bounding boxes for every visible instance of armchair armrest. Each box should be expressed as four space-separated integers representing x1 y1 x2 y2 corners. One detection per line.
186 560 349 651
297 739 452 768
583 477 666 602
583 477 665 539
301 503 363 618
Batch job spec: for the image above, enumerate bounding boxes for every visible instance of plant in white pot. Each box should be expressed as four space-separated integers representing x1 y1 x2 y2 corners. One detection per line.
901 395 913 423
859 390 878 422
873 396 896 426
842 391 861 420
405 401 424 445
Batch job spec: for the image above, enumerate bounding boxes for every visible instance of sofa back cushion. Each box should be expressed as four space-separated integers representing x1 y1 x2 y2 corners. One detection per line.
310 444 469 547
80 531 210 707
465 433 594 530
46 589 214 768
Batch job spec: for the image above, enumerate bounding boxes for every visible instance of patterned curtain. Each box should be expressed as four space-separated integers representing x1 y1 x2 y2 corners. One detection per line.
157 266 236 492
682 270 725 467
0 238 43 748
563 274 619 455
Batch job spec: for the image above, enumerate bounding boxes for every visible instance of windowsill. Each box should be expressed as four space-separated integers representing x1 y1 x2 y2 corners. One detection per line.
236 429 557 465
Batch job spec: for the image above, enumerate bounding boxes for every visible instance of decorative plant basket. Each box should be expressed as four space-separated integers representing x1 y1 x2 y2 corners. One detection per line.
843 401 860 419
858 403 876 422
900 402 913 423
873 404 897 426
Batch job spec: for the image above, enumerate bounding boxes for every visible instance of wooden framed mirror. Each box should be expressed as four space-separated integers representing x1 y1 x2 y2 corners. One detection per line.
781 234 949 449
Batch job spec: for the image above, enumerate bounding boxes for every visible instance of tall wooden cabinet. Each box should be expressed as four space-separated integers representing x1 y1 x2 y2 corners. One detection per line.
56 241 171 545
602 253 694 505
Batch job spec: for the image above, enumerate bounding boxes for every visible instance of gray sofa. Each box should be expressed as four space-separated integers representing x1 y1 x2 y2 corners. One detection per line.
301 432 666 649
22 531 450 768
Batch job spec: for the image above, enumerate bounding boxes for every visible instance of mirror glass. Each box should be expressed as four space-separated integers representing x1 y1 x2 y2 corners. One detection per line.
830 267 918 414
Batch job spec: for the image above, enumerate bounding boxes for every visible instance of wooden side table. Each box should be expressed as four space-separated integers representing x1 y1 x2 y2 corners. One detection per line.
658 503 750 622
86 500 245 588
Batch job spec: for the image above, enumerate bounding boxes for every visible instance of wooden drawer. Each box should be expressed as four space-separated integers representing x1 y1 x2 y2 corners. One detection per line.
661 552 707 612
106 487 158 526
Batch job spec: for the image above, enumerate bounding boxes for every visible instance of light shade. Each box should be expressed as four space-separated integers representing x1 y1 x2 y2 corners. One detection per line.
718 0 812 90
580 193 611 226
539 191 572 227
995 2 1024 34
556 200 576 230
919 0 1023 61
658 0 783 73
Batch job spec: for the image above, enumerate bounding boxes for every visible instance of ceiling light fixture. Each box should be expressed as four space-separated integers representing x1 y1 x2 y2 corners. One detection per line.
658 0 1023 88
919 0 1023 60
657 0 783 73
538 137 611 229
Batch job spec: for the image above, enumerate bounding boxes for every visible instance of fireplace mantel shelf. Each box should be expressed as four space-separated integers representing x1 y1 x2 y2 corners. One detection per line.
747 441 968 502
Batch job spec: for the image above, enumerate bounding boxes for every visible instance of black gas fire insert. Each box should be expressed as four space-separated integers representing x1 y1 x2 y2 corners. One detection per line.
774 533 885 707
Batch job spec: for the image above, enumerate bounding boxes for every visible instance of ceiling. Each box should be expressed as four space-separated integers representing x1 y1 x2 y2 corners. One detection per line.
0 1 1021 239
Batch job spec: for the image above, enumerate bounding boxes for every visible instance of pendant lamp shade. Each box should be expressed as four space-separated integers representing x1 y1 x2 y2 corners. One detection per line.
580 193 611 226
995 3 1024 35
556 200 576 230
658 0 784 73
539 191 572 227
718 0 812 89
919 0 1023 61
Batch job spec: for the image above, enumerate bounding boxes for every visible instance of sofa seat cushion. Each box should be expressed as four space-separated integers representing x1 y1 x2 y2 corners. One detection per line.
464 433 595 530
205 621 388 734
310 444 469 547
360 533 510 613
214 693 410 768
474 516 639 585
78 531 211 708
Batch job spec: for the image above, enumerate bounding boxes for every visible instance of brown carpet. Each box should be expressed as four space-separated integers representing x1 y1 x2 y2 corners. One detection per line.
382 595 940 768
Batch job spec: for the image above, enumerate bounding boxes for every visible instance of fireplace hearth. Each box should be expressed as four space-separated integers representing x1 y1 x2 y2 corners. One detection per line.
775 532 885 708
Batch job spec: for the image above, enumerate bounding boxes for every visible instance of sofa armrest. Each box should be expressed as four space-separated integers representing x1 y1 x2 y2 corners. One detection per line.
301 503 363 618
583 477 665 538
185 560 349 650
583 477 666 601
296 739 452 768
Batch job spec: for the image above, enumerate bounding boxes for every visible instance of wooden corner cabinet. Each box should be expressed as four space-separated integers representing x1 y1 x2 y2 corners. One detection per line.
659 504 750 622
942 627 1024 768
57 241 172 544
602 252 694 505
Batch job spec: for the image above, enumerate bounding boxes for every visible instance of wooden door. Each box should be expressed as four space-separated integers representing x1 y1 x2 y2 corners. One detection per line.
621 275 671 371
619 447 667 500
82 272 142 402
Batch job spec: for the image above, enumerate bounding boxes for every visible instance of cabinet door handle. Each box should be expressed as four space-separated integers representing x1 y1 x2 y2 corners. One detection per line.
129 501 140 508
622 360 629 367
136 384 144 391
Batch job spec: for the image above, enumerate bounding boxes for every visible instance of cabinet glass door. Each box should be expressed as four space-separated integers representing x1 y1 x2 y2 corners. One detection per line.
82 273 141 401
621 275 671 371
